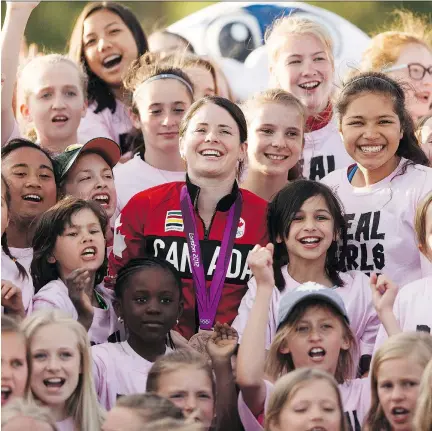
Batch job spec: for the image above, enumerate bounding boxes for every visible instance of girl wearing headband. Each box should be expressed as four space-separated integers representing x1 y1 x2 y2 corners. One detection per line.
322 72 432 287
109 96 268 339
113 53 193 215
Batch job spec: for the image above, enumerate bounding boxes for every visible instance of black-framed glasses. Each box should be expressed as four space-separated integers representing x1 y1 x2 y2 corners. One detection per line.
383 63 432 81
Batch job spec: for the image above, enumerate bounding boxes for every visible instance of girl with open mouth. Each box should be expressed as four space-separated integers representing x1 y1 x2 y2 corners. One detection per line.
322 72 432 288
359 10 432 122
69 2 148 155
265 16 353 181
233 180 380 377
1 315 28 408
364 332 432 431
2 2 87 154
1 139 58 316
31 197 124 346
22 310 104 431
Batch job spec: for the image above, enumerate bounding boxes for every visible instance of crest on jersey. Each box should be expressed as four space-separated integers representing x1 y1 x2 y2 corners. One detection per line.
165 210 184 232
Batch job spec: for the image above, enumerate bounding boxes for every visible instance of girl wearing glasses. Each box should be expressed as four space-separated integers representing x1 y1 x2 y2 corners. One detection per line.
358 10 432 121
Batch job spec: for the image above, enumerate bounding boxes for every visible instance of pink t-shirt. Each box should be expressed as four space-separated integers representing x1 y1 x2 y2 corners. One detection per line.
322 159 432 287
232 268 379 359
113 153 185 216
32 279 124 345
92 341 173 411
374 276 432 352
55 417 75 431
77 101 133 151
1 248 34 314
303 119 354 181
238 378 370 431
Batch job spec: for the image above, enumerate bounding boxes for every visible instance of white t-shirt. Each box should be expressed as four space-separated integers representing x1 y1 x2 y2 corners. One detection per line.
232 268 379 360
32 279 124 345
113 153 185 214
302 119 354 181
77 100 133 151
322 159 432 287
238 378 370 431
92 341 173 411
1 247 34 314
374 276 432 352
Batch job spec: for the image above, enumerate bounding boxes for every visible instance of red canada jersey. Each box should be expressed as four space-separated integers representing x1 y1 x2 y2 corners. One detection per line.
109 180 268 339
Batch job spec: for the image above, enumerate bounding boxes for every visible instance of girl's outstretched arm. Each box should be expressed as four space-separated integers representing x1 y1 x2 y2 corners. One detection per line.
206 322 242 431
237 243 275 416
1 2 40 146
370 272 401 337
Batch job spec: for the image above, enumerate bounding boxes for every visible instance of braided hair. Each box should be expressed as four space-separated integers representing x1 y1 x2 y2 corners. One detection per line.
114 257 184 349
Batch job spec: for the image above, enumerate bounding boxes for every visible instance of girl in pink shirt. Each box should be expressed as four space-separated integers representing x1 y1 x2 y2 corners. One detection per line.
91 257 185 411
322 72 432 288
236 243 371 431
1 315 28 407
31 197 124 345
233 180 379 375
364 332 432 431
69 2 148 154
264 368 348 431
113 54 193 215
22 309 104 431
1 2 87 152
374 192 432 350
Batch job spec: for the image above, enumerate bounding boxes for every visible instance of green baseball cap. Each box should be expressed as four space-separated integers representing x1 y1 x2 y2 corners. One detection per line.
55 137 121 180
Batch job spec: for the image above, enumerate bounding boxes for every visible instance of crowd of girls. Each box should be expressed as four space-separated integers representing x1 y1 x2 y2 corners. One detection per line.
2 1 432 430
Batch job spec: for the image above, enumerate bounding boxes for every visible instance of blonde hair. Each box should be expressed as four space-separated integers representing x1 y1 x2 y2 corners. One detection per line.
265 368 348 431
360 10 432 72
265 301 357 384
413 359 432 431
416 114 432 144
265 16 334 68
146 349 216 399
415 192 432 258
21 310 105 430
364 332 432 431
242 88 306 125
1 399 56 429
16 54 88 141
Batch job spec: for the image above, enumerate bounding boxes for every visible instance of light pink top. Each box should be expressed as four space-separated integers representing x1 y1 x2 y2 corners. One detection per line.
374 276 432 352
113 153 185 216
232 268 379 359
1 247 34 314
92 341 173 411
303 119 354 180
238 378 370 431
55 417 75 431
322 159 432 287
32 279 124 345
77 101 132 148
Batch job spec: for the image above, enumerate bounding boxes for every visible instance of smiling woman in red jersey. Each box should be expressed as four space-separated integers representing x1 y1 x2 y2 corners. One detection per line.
109 96 268 339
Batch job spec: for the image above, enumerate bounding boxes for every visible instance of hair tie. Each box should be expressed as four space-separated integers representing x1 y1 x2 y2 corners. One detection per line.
134 73 194 99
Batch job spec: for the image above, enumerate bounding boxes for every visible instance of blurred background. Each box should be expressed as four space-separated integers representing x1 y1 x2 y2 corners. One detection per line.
1 1 431 53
